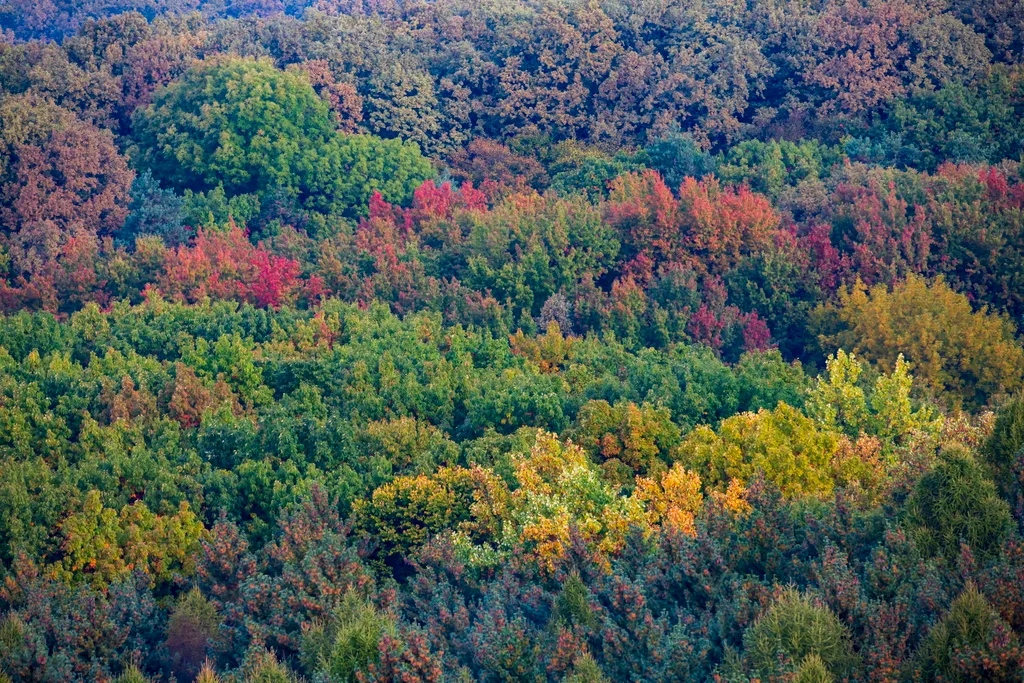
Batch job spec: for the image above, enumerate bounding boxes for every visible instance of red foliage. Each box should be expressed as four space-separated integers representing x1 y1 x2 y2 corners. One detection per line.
677 176 780 272
158 225 303 308
249 250 301 308
833 181 932 286
448 138 548 199
0 120 133 275
607 171 781 278
605 170 681 268
357 631 445 683
740 311 772 352
411 180 489 221
800 222 851 292
687 304 726 349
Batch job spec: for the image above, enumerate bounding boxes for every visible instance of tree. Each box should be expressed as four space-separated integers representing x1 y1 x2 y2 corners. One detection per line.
809 0 922 113
299 592 396 682
132 57 434 220
568 400 681 481
903 447 1012 562
56 490 206 589
631 463 703 535
165 587 221 681
806 350 942 449
743 588 857 679
639 132 714 191
815 275 1024 409
675 403 841 499
716 139 842 200
0 97 133 275
352 467 479 566
909 583 1024 682
131 56 336 199
982 391 1024 498
306 133 434 218
119 171 189 248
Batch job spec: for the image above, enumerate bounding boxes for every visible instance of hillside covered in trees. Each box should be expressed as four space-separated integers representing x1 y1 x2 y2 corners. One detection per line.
1 0 1024 681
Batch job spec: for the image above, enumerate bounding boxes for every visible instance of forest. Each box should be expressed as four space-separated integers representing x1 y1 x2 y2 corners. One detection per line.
1 0 1024 680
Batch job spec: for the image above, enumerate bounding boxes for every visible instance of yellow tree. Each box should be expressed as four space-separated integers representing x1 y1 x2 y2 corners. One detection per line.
56 490 205 588
815 275 1024 408
674 403 840 499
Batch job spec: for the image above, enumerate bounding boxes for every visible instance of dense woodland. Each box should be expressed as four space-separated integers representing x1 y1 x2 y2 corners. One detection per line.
1 0 1024 681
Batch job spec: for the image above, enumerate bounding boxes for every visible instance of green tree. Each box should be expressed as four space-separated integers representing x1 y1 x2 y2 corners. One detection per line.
306 133 434 218
132 57 433 219
982 391 1024 498
166 587 221 681
300 592 396 682
903 447 1012 562
909 583 1023 682
132 57 335 198
568 400 681 481
806 350 941 449
743 589 857 679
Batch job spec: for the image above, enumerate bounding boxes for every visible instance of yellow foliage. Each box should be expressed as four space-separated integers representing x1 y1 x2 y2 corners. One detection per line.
632 464 703 535
816 275 1024 409
709 479 752 516
56 490 206 588
674 403 840 499
829 434 887 506
510 322 577 373
506 432 645 573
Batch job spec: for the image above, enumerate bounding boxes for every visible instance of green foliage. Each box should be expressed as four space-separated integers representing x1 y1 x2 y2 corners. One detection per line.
795 654 835 683
548 144 645 201
113 665 150 683
166 587 220 680
904 447 1013 562
854 68 1024 171
552 573 597 630
563 653 611 683
56 490 206 588
132 57 335 198
132 57 433 221
806 350 942 449
300 593 396 682
639 132 715 190
306 133 434 218
982 391 1024 497
352 467 479 562
816 275 1024 409
717 139 843 200
568 400 681 481
909 583 1023 682
244 650 296 683
735 350 810 413
1 7 1024 680
744 589 857 679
